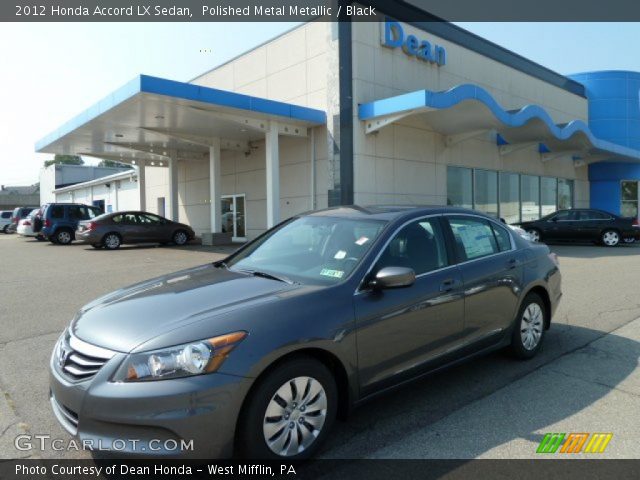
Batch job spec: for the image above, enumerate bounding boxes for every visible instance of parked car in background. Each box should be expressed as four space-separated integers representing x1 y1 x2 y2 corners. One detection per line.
8 206 37 233
518 208 640 247
50 206 561 459
76 211 195 249
31 204 48 241
0 210 12 233
41 203 102 245
17 209 39 237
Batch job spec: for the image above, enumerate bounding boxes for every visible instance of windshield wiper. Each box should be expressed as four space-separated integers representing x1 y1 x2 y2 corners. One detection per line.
239 269 295 285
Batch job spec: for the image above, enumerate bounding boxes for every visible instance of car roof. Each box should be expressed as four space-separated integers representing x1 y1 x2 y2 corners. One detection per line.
303 205 493 222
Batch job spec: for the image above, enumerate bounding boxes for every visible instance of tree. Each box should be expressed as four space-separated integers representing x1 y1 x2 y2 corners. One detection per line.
44 155 84 168
98 159 132 169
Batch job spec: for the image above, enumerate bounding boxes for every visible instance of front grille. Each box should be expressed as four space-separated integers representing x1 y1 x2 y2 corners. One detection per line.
50 395 79 435
56 332 116 382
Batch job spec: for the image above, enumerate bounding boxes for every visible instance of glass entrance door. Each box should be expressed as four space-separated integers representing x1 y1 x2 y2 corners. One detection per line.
221 194 246 242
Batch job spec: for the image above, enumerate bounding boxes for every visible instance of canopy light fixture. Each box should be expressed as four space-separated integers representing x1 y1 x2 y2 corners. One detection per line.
115 134 124 138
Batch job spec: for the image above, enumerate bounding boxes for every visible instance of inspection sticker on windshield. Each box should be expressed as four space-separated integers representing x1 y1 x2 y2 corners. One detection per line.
355 236 369 245
320 268 344 279
334 250 347 259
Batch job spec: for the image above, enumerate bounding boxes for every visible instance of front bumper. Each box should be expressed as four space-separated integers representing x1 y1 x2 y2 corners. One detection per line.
49 336 252 459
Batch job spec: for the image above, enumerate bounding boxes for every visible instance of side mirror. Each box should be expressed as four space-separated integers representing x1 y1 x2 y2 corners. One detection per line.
500 217 507 224
369 266 416 290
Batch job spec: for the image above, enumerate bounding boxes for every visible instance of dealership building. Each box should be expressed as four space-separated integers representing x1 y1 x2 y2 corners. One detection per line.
36 11 640 243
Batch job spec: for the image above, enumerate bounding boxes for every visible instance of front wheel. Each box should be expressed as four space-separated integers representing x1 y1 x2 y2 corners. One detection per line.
601 229 620 247
237 357 337 459
526 229 541 242
508 292 546 359
172 230 189 246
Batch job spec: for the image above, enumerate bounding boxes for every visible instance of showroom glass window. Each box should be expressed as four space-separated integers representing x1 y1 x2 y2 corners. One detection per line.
558 178 574 210
621 181 638 218
473 169 498 217
499 172 520 224
541 177 557 216
447 166 473 209
521 175 541 221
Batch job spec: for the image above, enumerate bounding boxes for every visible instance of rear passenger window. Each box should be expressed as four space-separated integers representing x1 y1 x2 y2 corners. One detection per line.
491 224 512 252
448 217 499 261
1 212 10 219
50 206 64 219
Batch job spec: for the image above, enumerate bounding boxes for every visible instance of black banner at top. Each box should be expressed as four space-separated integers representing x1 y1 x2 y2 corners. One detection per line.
4 0 640 22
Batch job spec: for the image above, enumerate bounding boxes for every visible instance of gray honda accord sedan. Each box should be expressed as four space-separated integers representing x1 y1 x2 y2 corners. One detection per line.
50 206 561 459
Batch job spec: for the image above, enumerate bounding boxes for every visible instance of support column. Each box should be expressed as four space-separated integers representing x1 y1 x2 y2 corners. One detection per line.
265 122 280 228
209 138 221 233
168 151 179 222
137 163 146 211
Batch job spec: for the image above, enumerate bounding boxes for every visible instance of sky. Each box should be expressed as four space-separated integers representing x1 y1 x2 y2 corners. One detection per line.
1 21 640 186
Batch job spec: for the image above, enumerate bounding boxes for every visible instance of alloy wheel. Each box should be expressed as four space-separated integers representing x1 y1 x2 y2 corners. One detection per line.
174 231 188 245
104 234 120 249
263 376 327 457
57 231 72 244
602 230 620 246
520 303 544 350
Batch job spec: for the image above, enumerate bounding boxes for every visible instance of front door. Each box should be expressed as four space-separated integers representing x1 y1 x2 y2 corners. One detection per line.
354 216 465 396
221 194 246 242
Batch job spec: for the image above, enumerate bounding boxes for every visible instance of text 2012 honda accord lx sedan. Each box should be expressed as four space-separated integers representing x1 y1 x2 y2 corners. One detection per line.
50 206 561 459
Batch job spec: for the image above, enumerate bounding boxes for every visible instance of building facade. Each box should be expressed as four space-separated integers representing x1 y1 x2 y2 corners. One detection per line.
36 12 640 242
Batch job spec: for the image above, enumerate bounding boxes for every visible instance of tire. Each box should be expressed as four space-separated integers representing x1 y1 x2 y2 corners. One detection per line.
237 357 337 460
2 225 7 234
601 229 620 247
508 292 547 359
172 230 189 246
102 233 121 250
55 229 73 245
526 228 542 243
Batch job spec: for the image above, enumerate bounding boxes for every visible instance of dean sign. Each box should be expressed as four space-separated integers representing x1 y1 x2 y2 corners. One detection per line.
381 19 446 66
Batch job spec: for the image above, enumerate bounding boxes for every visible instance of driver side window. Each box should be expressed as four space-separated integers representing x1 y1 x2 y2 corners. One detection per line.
375 218 448 276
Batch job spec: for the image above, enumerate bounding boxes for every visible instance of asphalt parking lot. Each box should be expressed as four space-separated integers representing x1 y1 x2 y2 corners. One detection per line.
0 234 639 459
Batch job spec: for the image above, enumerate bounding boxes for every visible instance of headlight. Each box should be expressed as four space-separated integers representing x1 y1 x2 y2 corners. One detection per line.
112 331 247 382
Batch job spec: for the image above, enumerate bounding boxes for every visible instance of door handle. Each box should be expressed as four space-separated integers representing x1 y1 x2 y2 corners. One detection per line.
440 278 457 292
506 258 517 270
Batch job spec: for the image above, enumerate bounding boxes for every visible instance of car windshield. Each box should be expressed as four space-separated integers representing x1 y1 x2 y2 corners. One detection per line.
225 216 388 285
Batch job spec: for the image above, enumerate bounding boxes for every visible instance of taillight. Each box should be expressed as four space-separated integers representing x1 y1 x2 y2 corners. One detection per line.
44 219 51 227
87 222 97 231
23 220 31 226
548 252 560 267
633 218 640 228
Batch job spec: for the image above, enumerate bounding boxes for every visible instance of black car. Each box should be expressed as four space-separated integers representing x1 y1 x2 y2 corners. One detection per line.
50 206 561 459
519 209 640 247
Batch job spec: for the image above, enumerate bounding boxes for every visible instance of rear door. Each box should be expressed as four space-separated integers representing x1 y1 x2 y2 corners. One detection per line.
445 215 524 345
120 213 144 242
575 210 614 241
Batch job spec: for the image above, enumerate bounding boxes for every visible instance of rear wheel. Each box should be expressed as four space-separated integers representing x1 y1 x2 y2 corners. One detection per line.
237 357 337 459
102 233 121 250
2 225 8 234
601 229 620 247
508 292 546 359
527 228 541 242
172 230 189 246
55 229 73 245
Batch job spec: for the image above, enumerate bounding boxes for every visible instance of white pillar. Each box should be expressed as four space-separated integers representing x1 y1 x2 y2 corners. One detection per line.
209 138 221 233
266 122 280 228
137 164 146 211
168 152 179 222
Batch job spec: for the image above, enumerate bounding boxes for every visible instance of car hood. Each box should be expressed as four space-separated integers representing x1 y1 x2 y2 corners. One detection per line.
70 264 297 353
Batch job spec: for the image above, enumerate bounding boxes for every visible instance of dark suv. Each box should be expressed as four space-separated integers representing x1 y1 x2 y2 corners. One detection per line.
41 203 101 244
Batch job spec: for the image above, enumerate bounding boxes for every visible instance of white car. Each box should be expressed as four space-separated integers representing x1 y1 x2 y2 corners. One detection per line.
17 211 38 237
0 210 12 233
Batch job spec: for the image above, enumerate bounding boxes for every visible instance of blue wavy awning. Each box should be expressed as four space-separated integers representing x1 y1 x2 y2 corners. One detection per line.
358 84 640 163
